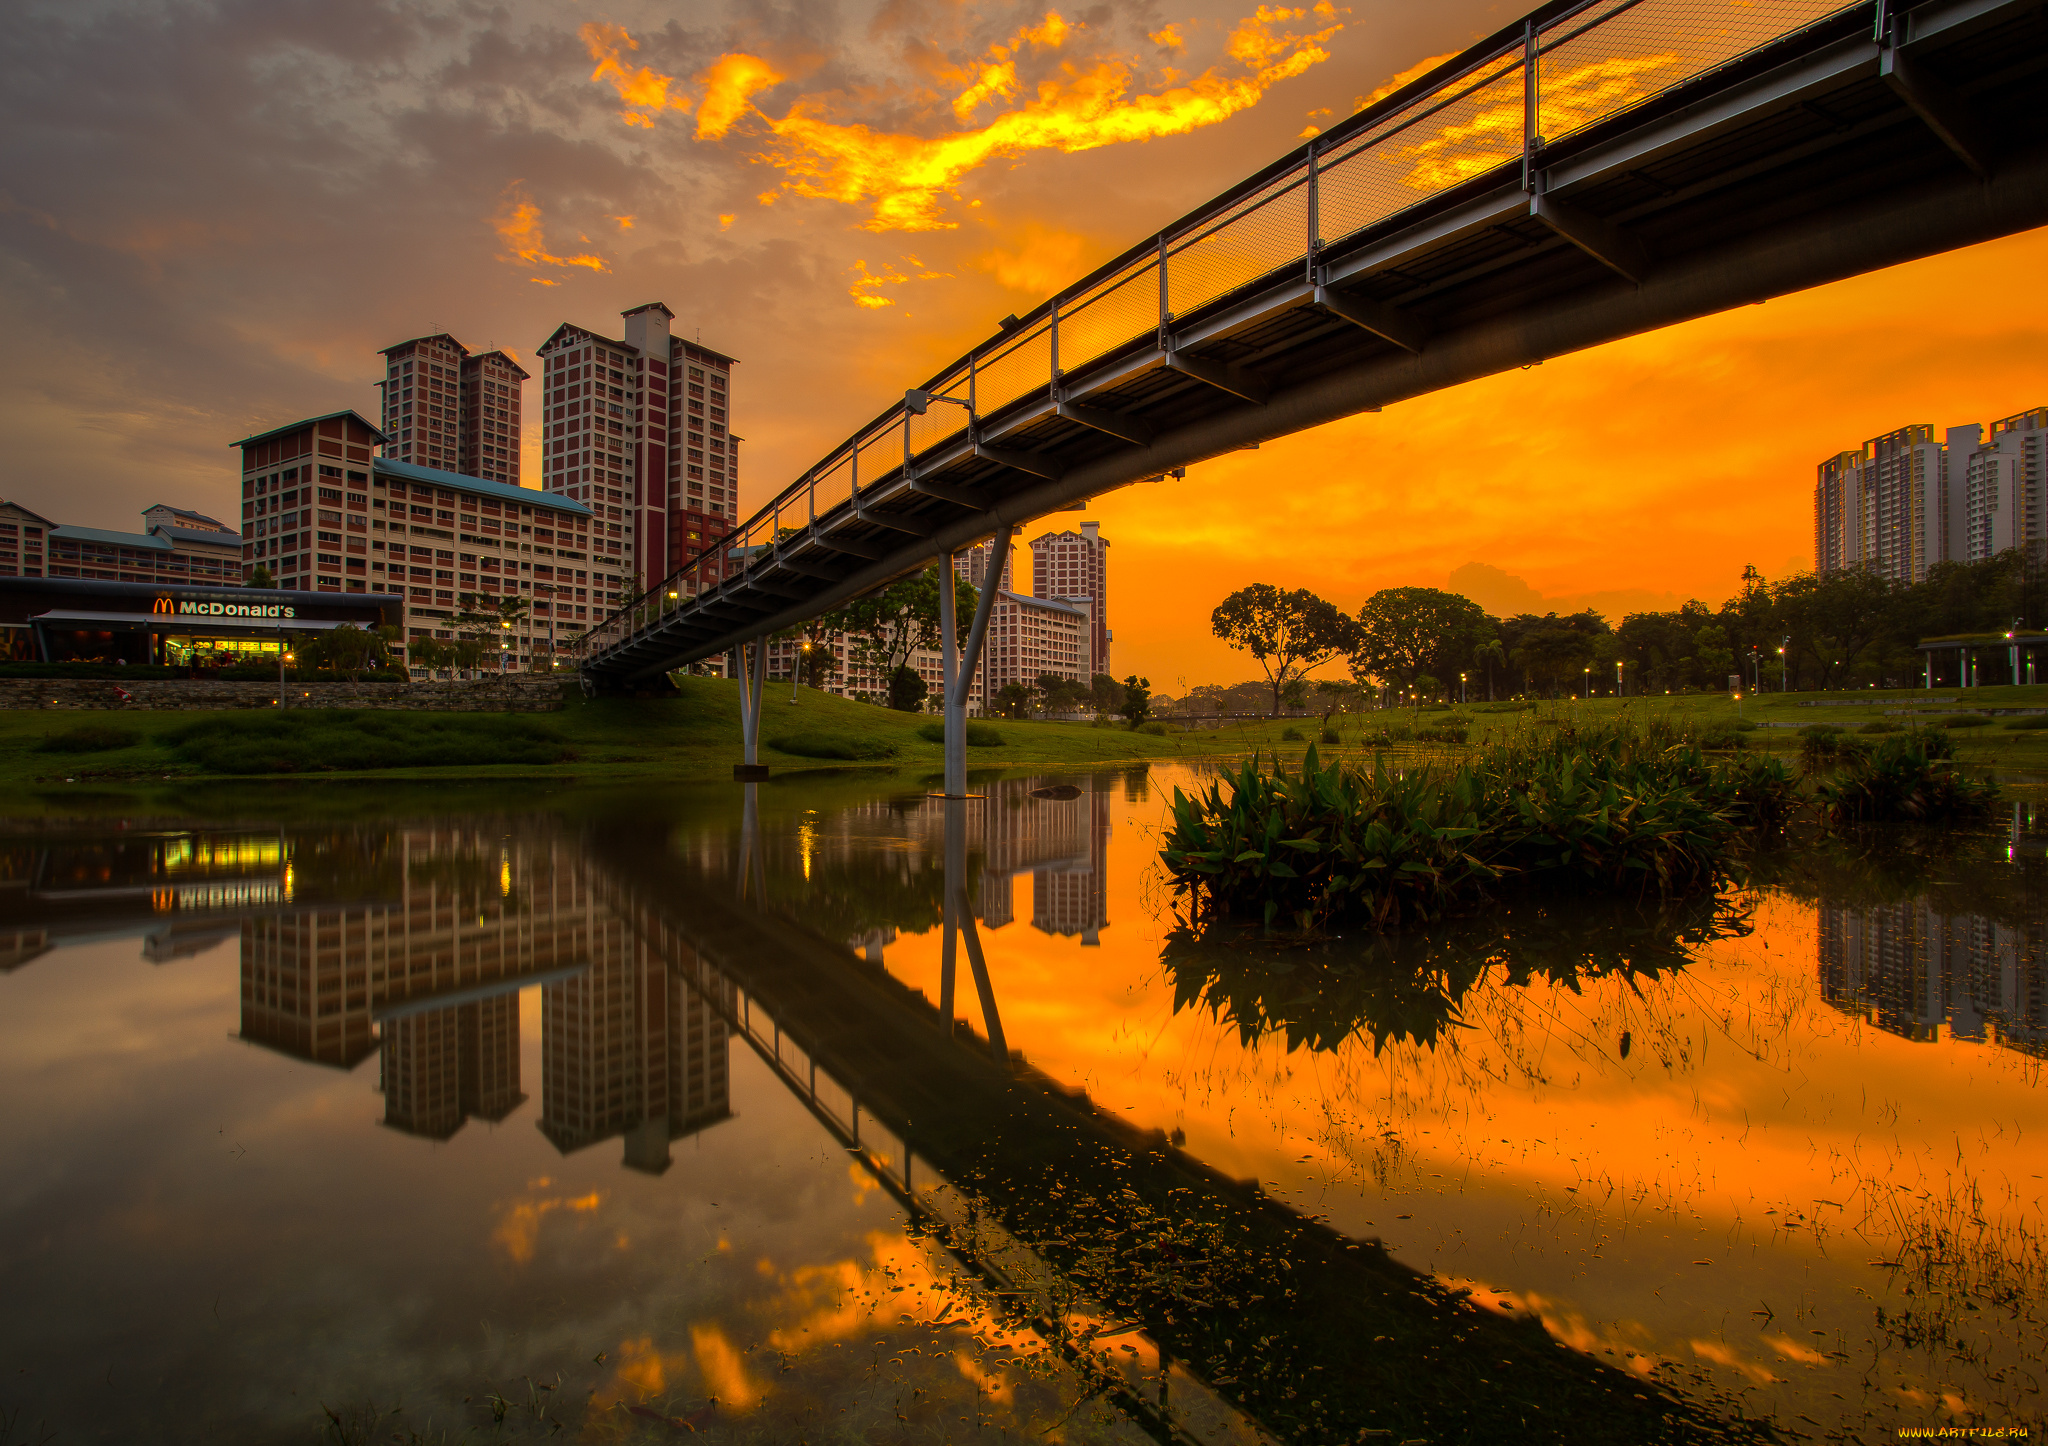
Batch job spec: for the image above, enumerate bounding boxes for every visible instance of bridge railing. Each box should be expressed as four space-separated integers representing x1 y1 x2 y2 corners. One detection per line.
576 0 1867 672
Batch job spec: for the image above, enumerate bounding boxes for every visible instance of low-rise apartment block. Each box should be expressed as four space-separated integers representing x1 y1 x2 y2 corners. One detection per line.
231 411 596 673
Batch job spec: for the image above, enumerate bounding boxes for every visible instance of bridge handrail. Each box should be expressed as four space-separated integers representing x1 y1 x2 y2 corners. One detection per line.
574 0 1868 671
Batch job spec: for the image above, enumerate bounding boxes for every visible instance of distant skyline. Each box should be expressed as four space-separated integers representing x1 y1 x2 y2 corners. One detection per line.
5 0 2046 686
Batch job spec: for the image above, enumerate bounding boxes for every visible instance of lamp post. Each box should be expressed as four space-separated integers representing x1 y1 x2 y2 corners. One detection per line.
1615 659 1624 697
1582 666 1590 699
500 619 510 675
793 638 811 702
1778 637 1789 692
1459 671 1467 706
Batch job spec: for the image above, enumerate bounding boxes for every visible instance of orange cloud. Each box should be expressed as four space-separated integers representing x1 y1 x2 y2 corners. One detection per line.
582 22 694 124
696 53 786 140
974 222 1091 294
583 8 1341 232
847 256 952 308
492 184 610 275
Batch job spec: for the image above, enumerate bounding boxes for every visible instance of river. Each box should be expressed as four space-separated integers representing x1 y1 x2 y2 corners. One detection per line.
1 765 2042 1443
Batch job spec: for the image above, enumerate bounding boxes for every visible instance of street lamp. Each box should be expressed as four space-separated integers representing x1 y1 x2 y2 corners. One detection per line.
500 619 511 675
1615 659 1624 697
793 637 811 702
1459 671 1467 706
1582 665 1590 699
1777 636 1788 692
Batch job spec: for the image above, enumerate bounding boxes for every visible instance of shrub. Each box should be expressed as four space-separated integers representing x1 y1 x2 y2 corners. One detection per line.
35 724 142 754
1161 726 1796 935
1413 725 1468 745
1813 728 1997 823
1859 720 1901 734
1697 726 1747 752
1280 726 1305 742
1136 721 1170 736
162 712 572 773
1319 727 1340 744
915 721 1002 747
1940 715 1993 728
769 732 898 761
2002 715 2048 730
1798 728 1869 773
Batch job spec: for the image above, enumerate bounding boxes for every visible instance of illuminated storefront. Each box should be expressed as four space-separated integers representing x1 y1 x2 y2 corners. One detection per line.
0 577 399 665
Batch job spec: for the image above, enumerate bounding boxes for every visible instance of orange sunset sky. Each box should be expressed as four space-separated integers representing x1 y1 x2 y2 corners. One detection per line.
4 0 2045 688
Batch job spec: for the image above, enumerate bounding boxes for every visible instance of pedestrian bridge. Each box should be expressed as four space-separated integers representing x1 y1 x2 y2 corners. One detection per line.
576 0 2048 700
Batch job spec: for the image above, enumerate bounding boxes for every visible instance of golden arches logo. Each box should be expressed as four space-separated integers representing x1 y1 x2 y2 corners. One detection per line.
151 597 175 615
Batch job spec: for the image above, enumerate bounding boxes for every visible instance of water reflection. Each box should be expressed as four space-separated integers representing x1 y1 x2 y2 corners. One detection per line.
1 785 2044 1443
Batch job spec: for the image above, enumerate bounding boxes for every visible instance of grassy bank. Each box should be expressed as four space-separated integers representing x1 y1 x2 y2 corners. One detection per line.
1 677 2042 795
0 676 1287 791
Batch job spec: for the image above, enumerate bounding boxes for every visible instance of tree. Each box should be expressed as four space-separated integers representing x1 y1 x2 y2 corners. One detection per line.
1350 587 1494 692
1693 624 1735 688
1472 638 1506 701
300 624 385 681
1119 675 1152 728
1280 677 1310 713
408 637 449 671
1088 673 1125 718
1036 673 1090 714
246 564 275 589
1500 611 1608 697
994 681 1036 718
1411 673 1442 703
1210 585 1356 717
888 666 927 713
824 565 977 694
451 591 530 675
1314 678 1361 722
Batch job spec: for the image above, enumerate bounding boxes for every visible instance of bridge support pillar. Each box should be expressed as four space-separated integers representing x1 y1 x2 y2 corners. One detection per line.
938 525 1013 799
733 639 768 780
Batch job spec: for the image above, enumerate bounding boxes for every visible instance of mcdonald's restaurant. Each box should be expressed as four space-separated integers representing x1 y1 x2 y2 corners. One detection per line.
0 577 401 667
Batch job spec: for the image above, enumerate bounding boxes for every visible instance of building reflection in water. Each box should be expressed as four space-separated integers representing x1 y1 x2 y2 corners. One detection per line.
220 825 732 1165
1818 804 2048 1055
1819 904 2047 1053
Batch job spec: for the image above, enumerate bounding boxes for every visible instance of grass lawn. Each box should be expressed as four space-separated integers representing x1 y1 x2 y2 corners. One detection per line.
0 675 1300 792
2 677 2041 806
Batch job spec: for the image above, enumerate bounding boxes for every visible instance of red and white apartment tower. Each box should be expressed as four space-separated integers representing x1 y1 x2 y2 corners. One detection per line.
1030 519 1110 677
375 334 529 486
533 303 740 604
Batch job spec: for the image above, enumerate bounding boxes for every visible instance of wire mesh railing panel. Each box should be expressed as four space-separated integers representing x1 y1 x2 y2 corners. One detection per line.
905 373 973 457
1316 50 1525 247
1538 0 1863 143
1166 174 1312 318
1056 261 1160 378
855 424 902 493
971 323 1055 417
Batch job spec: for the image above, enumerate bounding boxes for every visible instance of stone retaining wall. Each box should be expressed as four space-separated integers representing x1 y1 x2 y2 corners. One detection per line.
0 678 568 712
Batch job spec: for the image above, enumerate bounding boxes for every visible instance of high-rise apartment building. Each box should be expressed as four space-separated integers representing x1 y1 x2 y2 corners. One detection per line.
1817 406 2048 578
1961 407 2048 563
534 303 740 601
376 334 529 487
1813 450 1864 574
1030 520 1110 677
1863 424 1945 584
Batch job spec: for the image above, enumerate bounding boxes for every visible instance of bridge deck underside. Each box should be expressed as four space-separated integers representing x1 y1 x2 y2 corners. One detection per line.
588 0 2048 683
